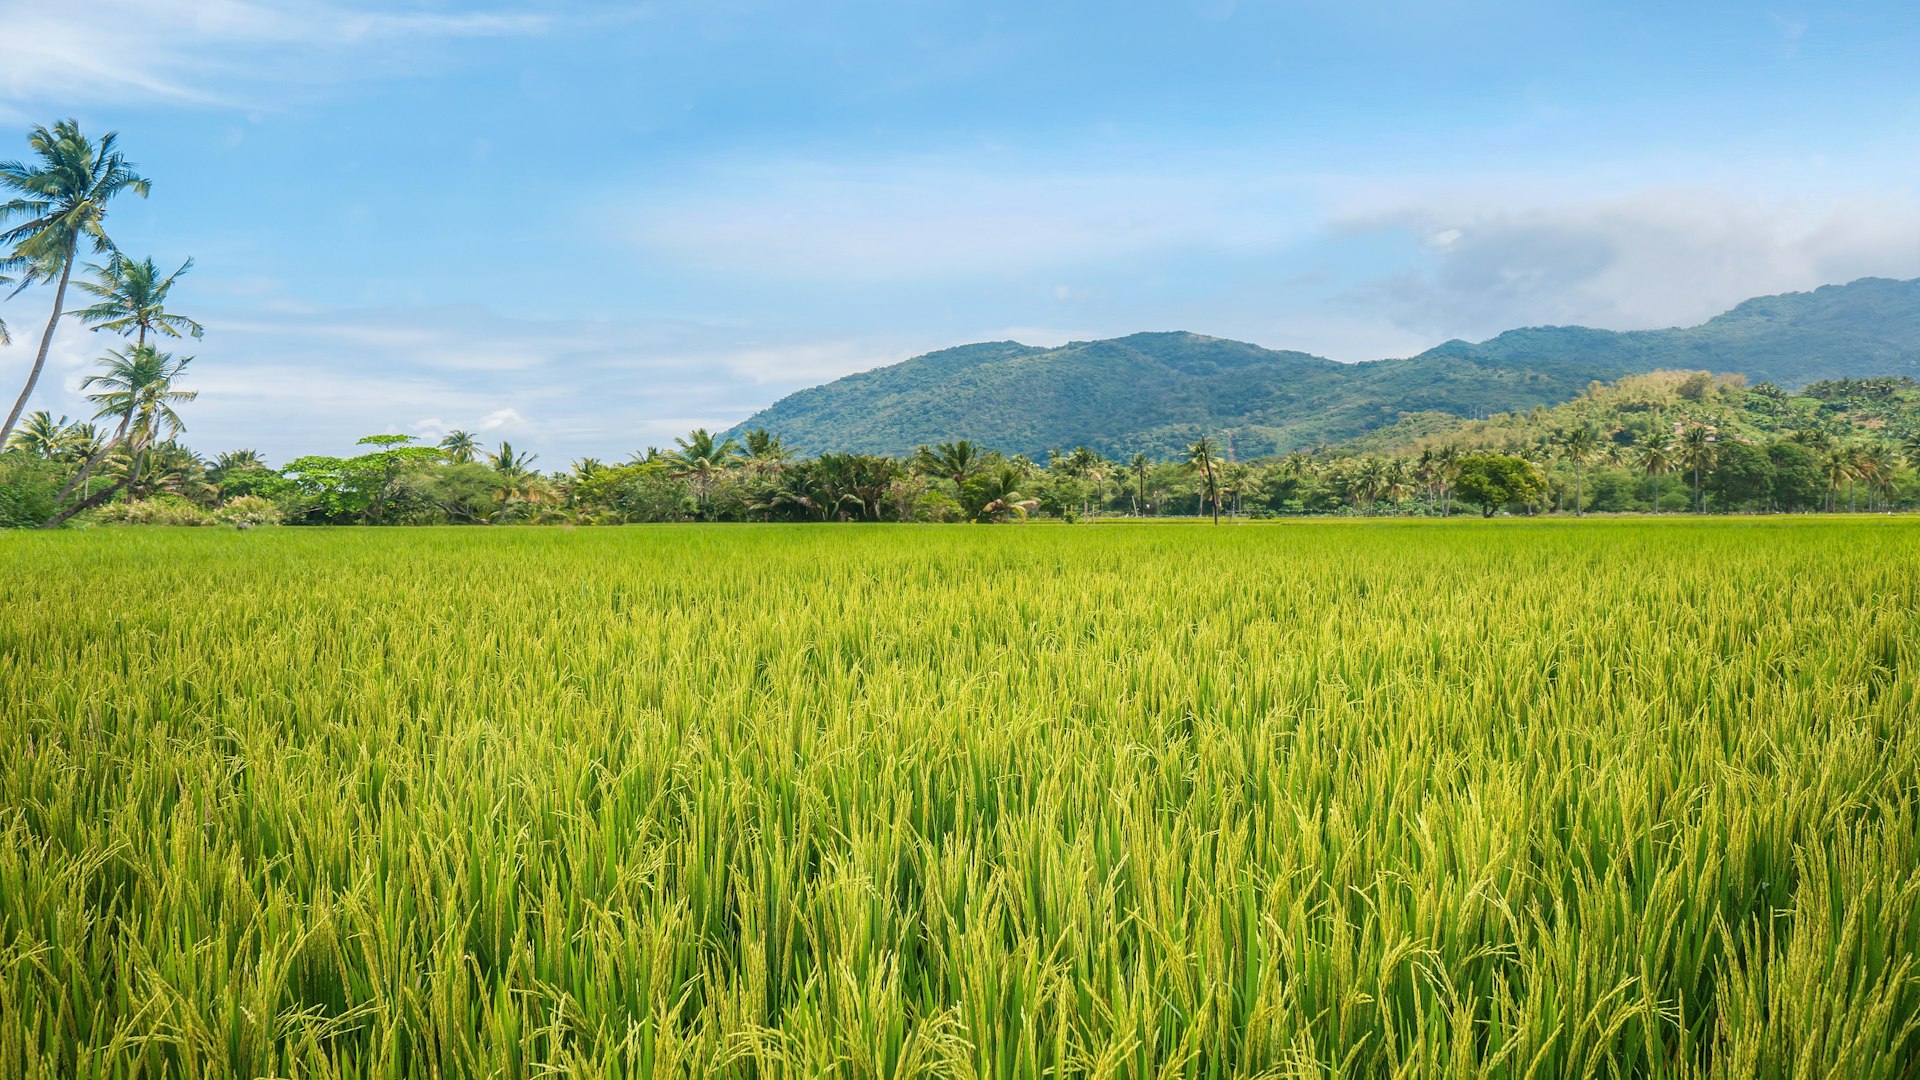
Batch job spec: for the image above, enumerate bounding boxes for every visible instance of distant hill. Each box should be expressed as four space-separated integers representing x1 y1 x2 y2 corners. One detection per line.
725 278 1920 458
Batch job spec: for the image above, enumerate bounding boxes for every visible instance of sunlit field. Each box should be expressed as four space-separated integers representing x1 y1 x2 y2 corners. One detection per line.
3 520 1917 1078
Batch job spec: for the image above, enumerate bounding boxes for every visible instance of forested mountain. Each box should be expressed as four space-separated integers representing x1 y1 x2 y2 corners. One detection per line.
726 277 1920 458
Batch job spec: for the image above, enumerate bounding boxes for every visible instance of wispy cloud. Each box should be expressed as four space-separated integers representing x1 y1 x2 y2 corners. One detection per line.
3 297 943 463
0 0 548 108
611 156 1323 280
1336 187 1920 342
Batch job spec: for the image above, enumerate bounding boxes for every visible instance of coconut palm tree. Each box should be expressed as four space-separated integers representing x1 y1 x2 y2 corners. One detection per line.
72 255 202 347
438 430 478 463
669 429 739 517
914 439 984 491
740 428 791 479
1186 436 1221 524
1354 455 1392 514
42 345 193 527
1129 453 1150 515
210 448 266 474
0 120 151 446
206 449 267 496
487 440 537 477
51 346 175 506
6 409 69 456
1414 448 1440 514
108 440 212 503
1634 438 1676 514
1821 445 1857 513
1225 461 1261 517
1676 424 1717 513
971 463 1038 523
1434 444 1461 517
1855 443 1897 512
1554 425 1601 515
59 422 102 463
1082 454 1114 516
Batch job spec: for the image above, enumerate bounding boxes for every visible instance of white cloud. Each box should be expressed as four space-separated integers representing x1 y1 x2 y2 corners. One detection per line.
475 407 525 432
1336 186 1920 342
0 296 947 463
612 157 1319 279
0 0 547 108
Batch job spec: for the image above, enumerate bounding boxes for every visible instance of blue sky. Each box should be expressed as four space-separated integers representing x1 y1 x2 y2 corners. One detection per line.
4 0 1919 463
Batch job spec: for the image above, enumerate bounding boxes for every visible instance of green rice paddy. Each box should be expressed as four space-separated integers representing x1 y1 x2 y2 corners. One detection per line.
3 519 1917 1078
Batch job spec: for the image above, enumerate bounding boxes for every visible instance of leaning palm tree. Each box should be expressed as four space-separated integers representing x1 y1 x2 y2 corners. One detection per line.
42 345 194 526
1186 436 1221 524
72 254 202 347
0 120 151 446
56 346 191 490
108 439 212 503
6 409 68 456
439 430 479 464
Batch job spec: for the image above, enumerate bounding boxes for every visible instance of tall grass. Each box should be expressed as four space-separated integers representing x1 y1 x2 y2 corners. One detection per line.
2 519 1916 1078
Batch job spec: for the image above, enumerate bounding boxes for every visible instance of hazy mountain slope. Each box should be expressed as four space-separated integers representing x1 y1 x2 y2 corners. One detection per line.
724 278 1920 458
1416 278 1920 387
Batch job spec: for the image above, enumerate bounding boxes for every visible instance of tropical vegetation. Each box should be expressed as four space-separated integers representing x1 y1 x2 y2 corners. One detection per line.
9 366 1918 529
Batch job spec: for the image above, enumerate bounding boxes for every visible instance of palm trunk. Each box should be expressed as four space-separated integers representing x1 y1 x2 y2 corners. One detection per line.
0 235 78 448
1205 463 1218 525
40 474 126 529
54 411 133 505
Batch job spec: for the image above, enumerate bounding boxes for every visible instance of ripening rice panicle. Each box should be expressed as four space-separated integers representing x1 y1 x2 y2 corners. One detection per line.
0 518 1916 1078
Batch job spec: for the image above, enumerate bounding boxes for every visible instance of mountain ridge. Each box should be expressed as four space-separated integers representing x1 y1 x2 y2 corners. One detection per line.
725 277 1920 458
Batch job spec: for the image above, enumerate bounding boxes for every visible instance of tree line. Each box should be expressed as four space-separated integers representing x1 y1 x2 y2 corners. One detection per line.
7 408 1917 528
5 121 1917 528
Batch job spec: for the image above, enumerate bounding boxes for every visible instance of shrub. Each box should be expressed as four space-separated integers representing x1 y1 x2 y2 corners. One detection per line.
91 495 218 526
216 494 284 526
0 453 60 528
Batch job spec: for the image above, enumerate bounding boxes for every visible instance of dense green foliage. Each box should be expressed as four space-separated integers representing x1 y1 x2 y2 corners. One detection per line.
1324 371 1920 516
1450 453 1546 517
3 521 1918 1077
9 365 1919 528
726 279 1920 458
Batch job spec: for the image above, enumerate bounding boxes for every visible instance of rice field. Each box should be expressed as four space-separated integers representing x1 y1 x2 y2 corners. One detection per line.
2 519 1917 1079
